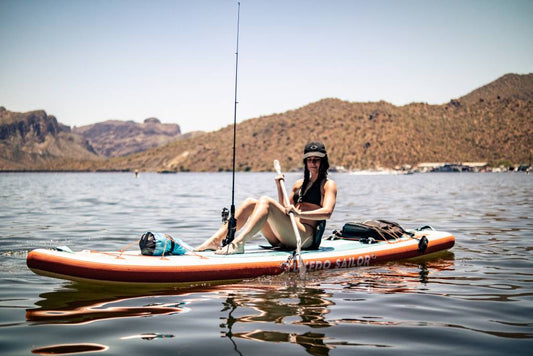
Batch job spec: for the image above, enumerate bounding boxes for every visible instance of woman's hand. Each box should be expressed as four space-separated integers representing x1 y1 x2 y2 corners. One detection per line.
275 174 285 183
285 204 301 216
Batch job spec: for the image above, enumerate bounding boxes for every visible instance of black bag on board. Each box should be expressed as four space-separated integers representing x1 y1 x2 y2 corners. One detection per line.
337 219 412 241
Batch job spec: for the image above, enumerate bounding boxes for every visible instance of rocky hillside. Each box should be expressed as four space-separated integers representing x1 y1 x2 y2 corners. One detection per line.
97 73 532 172
0 107 98 170
459 73 533 105
73 118 182 157
2 73 531 172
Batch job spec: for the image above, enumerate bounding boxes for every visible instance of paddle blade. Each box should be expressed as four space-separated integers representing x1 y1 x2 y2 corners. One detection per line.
273 160 281 174
298 254 306 279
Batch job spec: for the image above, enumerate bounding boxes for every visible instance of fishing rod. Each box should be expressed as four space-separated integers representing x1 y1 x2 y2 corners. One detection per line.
222 2 241 247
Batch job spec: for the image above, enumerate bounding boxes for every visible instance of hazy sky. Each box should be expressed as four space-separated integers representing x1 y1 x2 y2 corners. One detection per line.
1 0 532 132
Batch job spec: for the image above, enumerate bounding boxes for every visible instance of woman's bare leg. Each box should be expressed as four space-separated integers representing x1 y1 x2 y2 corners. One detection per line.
216 196 314 254
261 200 315 249
195 198 257 251
231 196 273 245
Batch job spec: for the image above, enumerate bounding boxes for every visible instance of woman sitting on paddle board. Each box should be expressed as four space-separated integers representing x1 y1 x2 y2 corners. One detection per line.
196 141 337 254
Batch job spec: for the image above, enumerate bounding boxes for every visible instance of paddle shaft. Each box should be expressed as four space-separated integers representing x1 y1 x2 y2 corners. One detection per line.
273 160 303 258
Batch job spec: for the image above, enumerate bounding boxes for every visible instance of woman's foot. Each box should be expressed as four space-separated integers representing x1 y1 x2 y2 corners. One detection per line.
215 242 244 255
194 240 220 251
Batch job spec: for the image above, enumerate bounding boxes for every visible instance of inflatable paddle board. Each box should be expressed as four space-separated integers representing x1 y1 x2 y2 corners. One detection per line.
26 229 454 285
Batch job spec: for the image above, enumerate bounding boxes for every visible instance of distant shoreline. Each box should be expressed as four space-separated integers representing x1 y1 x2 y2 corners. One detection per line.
1 168 530 174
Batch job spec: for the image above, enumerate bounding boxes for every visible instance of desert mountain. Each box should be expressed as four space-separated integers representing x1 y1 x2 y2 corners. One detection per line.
1 73 531 172
97 73 532 172
0 107 98 170
458 73 533 105
73 118 182 157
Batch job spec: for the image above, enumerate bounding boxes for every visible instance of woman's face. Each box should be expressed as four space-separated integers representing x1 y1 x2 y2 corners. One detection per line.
306 156 321 176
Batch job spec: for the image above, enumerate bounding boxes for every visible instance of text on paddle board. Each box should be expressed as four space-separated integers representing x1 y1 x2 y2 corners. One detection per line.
288 255 374 272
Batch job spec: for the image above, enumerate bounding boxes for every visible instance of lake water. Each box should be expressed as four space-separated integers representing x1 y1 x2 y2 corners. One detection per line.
0 172 531 355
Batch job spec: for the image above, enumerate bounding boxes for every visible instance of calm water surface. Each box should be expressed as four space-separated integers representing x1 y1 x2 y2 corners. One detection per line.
0 172 531 355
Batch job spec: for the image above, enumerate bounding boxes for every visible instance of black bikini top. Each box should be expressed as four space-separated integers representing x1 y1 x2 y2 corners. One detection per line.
294 179 323 206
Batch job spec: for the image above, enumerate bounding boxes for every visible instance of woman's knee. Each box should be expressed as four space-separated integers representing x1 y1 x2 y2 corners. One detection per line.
239 197 257 210
242 197 257 206
258 196 276 204
257 196 276 210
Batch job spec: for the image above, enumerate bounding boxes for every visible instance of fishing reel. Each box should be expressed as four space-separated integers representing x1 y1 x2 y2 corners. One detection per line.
221 207 229 224
221 206 237 247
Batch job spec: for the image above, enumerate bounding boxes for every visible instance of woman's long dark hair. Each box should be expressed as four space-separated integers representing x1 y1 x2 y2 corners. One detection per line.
297 155 330 203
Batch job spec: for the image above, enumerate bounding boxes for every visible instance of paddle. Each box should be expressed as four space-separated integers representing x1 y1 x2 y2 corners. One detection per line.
273 160 306 278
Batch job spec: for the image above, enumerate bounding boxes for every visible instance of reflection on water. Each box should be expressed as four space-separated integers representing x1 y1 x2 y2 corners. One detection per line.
26 283 206 325
217 254 458 354
27 297 185 325
221 286 334 355
31 343 109 355
341 251 455 293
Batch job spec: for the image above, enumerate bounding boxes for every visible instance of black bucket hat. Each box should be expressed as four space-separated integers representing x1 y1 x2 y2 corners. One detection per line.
303 141 327 159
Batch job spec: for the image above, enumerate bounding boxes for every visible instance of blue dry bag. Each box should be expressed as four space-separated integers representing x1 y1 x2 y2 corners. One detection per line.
139 232 192 256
